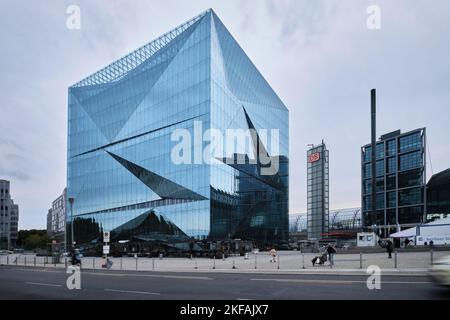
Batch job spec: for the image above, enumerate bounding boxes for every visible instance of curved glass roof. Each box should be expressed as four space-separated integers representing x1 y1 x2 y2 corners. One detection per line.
289 208 361 233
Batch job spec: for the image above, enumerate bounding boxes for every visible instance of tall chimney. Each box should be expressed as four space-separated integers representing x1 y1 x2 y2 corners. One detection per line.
371 89 377 232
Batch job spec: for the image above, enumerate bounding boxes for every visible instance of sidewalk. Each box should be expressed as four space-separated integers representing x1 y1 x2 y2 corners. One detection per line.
1 250 443 276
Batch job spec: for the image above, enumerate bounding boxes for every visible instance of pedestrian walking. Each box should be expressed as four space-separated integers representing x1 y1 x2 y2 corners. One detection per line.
386 240 393 259
269 248 277 263
326 244 336 266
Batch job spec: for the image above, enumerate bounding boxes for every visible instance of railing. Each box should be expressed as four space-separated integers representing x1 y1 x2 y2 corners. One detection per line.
0 250 447 271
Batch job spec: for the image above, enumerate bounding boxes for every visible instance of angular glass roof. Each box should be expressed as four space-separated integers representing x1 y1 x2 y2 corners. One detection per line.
71 9 210 88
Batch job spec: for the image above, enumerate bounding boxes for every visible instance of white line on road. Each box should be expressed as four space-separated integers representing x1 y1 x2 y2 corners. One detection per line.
250 279 354 285
12 268 61 273
84 272 213 280
104 289 160 295
250 279 432 285
161 275 214 280
25 282 62 287
84 273 126 277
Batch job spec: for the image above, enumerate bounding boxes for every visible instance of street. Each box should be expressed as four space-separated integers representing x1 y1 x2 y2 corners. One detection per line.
0 266 448 300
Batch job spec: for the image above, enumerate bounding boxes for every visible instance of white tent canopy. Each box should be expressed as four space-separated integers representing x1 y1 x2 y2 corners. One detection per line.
390 216 450 238
390 228 416 238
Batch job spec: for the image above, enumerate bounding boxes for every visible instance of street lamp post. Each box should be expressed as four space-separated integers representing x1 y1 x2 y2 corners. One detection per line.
68 197 75 249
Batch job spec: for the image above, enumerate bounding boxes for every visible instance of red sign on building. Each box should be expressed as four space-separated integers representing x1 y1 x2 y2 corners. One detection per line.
308 152 321 163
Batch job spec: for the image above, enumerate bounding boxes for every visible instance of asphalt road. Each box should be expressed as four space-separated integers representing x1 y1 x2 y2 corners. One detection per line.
0 266 448 300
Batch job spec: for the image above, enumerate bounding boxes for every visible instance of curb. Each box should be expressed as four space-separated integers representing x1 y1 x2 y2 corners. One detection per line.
1 264 429 276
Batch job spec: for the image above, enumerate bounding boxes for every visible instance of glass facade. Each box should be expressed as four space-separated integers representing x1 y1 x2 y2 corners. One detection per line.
67 10 289 249
307 143 329 240
427 169 450 219
361 129 426 229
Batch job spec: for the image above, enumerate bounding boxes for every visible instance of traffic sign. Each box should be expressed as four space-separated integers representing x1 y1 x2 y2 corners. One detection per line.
103 245 110 255
103 231 110 243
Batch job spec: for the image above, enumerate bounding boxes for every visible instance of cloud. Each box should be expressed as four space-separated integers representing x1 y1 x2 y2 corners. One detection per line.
0 0 449 229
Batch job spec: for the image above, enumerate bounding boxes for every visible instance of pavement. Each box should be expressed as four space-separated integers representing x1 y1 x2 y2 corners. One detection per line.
1 265 449 300
2 250 449 274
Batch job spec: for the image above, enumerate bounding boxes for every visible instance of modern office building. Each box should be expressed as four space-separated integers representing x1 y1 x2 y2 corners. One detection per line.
361 128 427 234
306 141 329 240
0 179 19 250
67 9 289 249
46 188 67 242
427 168 450 220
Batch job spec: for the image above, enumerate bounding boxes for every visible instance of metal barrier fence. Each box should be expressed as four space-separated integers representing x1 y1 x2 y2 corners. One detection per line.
0 250 447 271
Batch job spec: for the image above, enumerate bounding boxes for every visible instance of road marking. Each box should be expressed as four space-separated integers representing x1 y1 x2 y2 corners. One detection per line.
161 275 214 280
84 273 126 277
11 268 61 273
377 281 432 285
250 278 432 285
104 289 160 295
250 279 354 285
25 282 62 287
84 272 213 280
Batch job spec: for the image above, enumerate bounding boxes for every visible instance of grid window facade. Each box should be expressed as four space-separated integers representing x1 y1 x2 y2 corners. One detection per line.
307 144 329 240
361 129 426 229
399 151 422 172
399 132 422 153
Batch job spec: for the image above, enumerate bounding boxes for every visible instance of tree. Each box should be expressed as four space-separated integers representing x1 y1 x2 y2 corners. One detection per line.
17 230 50 250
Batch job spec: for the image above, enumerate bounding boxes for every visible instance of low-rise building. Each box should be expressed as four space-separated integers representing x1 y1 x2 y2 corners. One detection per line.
46 188 67 244
0 179 19 250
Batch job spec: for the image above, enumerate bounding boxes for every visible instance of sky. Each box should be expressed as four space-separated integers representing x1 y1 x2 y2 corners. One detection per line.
0 0 449 230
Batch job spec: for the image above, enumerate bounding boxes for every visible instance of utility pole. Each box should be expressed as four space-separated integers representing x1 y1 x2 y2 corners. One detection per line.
371 89 378 236
68 197 75 249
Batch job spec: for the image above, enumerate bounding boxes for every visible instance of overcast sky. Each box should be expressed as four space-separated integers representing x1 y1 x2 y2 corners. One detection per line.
0 0 449 229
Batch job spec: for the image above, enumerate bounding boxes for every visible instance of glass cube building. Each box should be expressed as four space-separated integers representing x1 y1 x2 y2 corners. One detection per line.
361 128 426 232
67 9 289 248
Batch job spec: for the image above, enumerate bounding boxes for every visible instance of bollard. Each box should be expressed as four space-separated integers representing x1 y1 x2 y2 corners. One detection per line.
7 255 9 265
360 253 363 269
213 256 216 269
232 257 236 269
254 254 257 270
395 251 398 269
120 257 123 270
34 256 37 267
92 257 95 269
222 254 225 261
15 256 18 266
195 259 198 270
54 256 56 267
64 258 67 268
330 254 333 269
136 257 138 270
152 258 155 271
277 255 280 270
302 253 305 269
25 256 27 266
430 249 434 265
